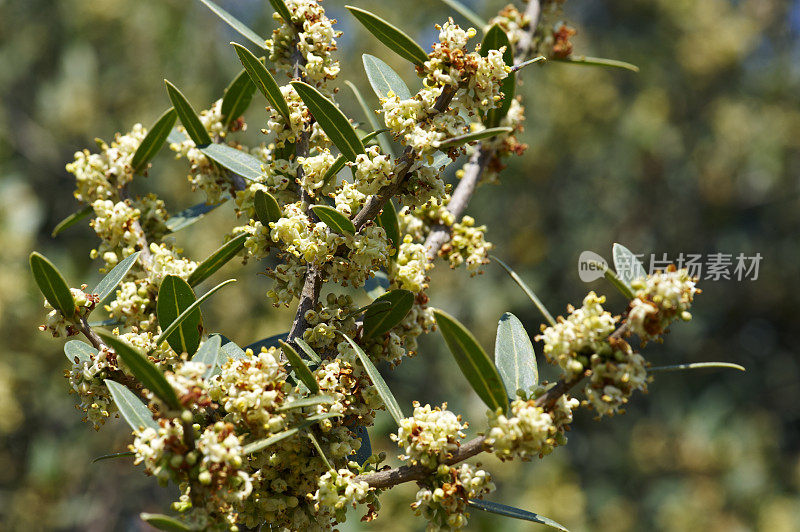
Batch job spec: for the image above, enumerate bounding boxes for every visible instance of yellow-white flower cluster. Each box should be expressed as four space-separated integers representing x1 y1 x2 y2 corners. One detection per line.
487 4 531 46
584 343 649 417
38 287 98 337
391 236 430 293
411 463 495 531
628 267 698 341
392 402 467 468
442 215 492 273
314 468 371 513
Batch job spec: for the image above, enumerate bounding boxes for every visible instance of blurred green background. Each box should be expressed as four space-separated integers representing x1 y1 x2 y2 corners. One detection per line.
2 0 799 530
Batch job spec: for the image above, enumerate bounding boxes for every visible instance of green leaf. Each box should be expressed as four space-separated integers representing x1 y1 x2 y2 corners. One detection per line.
268 0 292 24
291 81 365 162
188 234 246 287
245 333 288 353
364 271 389 299
199 143 264 182
306 430 333 470
242 412 341 454
649 362 746 374
613 243 647 287
132 108 177 174
376 199 400 258
294 337 322 363
92 251 140 304
276 394 336 411
553 55 639 73
362 54 411 100
254 190 282 225
221 70 256 127
64 340 96 365
510 55 546 73
467 499 569 531
311 204 355 235
166 200 226 233
165 80 212 146
51 205 93 237
155 279 236 352
157 275 203 357
92 451 135 463
279 340 319 394
29 252 76 319
220 339 248 361
99 334 181 410
197 0 265 50
438 127 513 149
495 312 538 398
346 6 429 66
433 309 507 413
105 380 159 431
362 289 413 339
191 334 223 378
140 513 194 532
439 0 487 30
231 43 290 122
337 332 404 426
345 79 395 157
481 25 514 126
491 255 555 327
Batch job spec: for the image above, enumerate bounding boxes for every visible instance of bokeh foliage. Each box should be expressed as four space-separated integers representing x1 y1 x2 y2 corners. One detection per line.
2 0 799 529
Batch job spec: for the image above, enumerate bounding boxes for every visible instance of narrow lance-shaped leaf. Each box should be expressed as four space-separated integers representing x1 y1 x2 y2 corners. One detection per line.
345 6 429 66
104 379 159 431
155 279 236 351
165 80 212 146
157 275 203 357
242 413 341 454
306 431 333 470
439 0 487 30
553 55 639 73
99 334 181 410
191 334 223 378
268 0 293 25
231 42 291 121
648 362 746 374
276 395 337 412
481 24 514 126
92 251 141 304
433 309 508 413
92 451 135 463
166 200 227 233
292 81 365 162
51 205 93 237
337 332 405 426
492 255 556 327
311 204 355 235
362 289 413 339
294 337 322 364
495 312 538 398
188 234 246 287
29 252 76 319
254 190 281 225
467 499 569 531
200 143 264 182
590 254 636 299
221 70 256 127
323 129 391 186
438 127 513 149
140 513 194 532
345 79 395 157
376 199 400 258
361 54 411 100
131 108 177 174
65 340 96 365
279 340 319 394
197 0 266 50
613 242 647 288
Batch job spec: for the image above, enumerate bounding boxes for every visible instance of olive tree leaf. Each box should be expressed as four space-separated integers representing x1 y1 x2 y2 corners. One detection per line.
221 70 256 127
29 252 76 319
197 0 265 50
254 190 281 225
165 200 227 233
337 332 404 426
188 234 246 287
467 499 569 531
294 337 322 363
64 340 96 364
92 251 140 304
291 81 365 162
132 108 177 174
276 395 336 412
345 79 395 157
438 127 513 149
648 362 746 374
553 55 639 72
481 24 515 126
345 6 429 65
165 80 212 146
51 205 93 238
242 412 341 455
104 379 159 431
231 42 291 121
311 205 356 235
268 0 293 24
495 312 538 398
362 289 413 339
140 513 195 532
157 275 203 356
376 199 400 257
220 339 247 361
199 143 264 182
433 309 507 413
92 451 135 463
279 340 319 394
491 255 556 327
613 242 647 287
362 54 411 100
191 334 223 378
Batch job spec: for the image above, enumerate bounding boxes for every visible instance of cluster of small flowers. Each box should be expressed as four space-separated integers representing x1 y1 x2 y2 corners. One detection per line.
628 267 699 342
411 463 495 531
271 202 342 264
166 360 212 410
391 236 431 293
330 224 393 288
314 468 371 515
266 0 342 89
89 199 142 266
265 258 306 306
298 149 336 196
66 344 117 428
131 419 186 484
487 4 531 46
302 293 358 350
584 341 649 416
440 215 492 273
350 146 394 196
392 402 467 468
485 384 579 461
107 280 156 330
537 292 618 378
38 287 98 337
